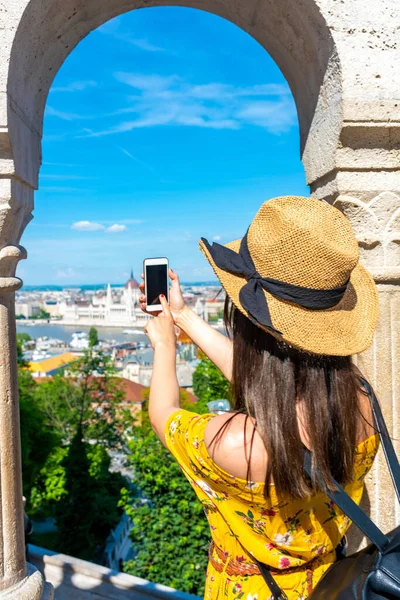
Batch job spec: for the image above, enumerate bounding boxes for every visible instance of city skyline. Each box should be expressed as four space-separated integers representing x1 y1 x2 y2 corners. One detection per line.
18 6 308 286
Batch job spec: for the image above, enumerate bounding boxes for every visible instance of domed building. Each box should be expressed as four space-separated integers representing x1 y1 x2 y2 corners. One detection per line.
124 269 140 292
122 269 140 306
60 270 150 327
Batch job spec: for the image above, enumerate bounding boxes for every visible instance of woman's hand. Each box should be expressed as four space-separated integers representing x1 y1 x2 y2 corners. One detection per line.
144 295 177 350
139 268 186 322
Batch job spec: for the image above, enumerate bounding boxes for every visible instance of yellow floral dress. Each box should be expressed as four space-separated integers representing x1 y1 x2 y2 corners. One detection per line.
165 409 379 600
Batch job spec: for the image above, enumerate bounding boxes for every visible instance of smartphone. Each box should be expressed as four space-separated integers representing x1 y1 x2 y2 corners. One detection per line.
143 257 169 312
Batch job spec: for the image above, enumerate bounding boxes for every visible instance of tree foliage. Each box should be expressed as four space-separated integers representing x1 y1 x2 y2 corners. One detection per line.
16 333 31 366
122 424 210 595
54 426 124 561
19 350 127 559
18 369 61 499
30 308 51 320
34 349 126 447
89 327 99 348
121 361 230 594
29 446 68 516
192 351 231 412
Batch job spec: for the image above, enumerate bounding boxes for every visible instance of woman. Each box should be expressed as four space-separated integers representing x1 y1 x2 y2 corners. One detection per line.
140 196 380 599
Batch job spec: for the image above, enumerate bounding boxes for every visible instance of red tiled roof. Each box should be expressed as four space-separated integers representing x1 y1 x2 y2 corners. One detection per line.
35 375 197 405
113 378 147 403
86 376 146 404
185 390 198 404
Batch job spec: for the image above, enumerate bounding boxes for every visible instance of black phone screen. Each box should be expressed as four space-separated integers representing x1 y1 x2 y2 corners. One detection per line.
146 264 168 306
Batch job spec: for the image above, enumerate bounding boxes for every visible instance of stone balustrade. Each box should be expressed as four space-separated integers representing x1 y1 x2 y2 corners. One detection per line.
28 545 200 600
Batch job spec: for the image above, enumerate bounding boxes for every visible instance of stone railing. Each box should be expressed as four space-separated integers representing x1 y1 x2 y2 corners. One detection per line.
28 545 201 600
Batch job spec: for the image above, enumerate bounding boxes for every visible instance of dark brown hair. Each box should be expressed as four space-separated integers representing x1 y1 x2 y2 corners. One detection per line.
209 297 374 500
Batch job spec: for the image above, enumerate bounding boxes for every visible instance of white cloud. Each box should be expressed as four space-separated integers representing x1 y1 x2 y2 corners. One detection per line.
131 39 166 52
56 267 76 280
106 224 128 233
45 105 100 122
98 21 167 52
71 221 105 232
41 186 92 193
236 98 296 133
97 17 120 35
70 221 132 233
79 73 296 138
115 72 180 92
42 161 83 167
115 145 155 173
213 235 221 241
45 106 84 121
51 80 97 93
189 82 290 100
40 174 94 180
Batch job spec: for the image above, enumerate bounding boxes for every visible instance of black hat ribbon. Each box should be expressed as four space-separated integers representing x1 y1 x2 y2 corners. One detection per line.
201 230 350 336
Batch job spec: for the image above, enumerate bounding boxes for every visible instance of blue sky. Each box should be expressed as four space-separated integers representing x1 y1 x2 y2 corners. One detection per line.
19 7 308 286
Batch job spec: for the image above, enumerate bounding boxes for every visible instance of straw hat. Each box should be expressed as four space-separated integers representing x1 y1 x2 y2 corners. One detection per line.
199 196 378 356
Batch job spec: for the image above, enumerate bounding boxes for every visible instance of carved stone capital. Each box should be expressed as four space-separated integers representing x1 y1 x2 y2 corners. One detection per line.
334 192 400 280
0 245 27 292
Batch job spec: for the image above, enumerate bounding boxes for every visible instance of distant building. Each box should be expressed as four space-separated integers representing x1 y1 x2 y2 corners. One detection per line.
15 301 41 319
60 271 150 328
29 352 78 377
205 297 225 321
41 300 61 318
122 353 197 391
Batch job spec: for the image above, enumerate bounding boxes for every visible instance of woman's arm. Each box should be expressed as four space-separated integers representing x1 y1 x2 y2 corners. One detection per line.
140 269 232 381
144 295 181 445
175 305 232 381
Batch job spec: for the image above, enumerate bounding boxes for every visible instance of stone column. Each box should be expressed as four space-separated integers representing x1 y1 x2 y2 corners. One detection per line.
335 191 400 545
311 183 400 549
303 0 400 545
0 178 53 599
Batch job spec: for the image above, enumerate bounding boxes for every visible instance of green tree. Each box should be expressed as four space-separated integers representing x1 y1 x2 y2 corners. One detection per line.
29 446 68 516
192 352 231 413
17 332 31 345
139 387 204 432
54 426 124 560
122 412 210 595
122 370 230 593
55 426 96 558
18 369 61 501
16 333 31 366
32 308 51 320
20 350 128 559
88 327 99 348
34 349 125 447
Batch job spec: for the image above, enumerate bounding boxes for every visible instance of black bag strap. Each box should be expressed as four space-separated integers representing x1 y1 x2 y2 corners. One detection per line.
360 377 400 506
303 451 389 551
253 561 288 600
303 377 400 552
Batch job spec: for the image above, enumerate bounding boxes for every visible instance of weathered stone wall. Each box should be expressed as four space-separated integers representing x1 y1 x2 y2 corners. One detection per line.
0 0 399 596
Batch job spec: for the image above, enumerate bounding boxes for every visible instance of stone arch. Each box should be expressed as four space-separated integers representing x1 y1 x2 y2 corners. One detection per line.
1 2 400 598
6 0 342 194
0 1 345 596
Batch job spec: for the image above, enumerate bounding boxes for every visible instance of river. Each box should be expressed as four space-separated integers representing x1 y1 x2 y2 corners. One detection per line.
16 322 148 345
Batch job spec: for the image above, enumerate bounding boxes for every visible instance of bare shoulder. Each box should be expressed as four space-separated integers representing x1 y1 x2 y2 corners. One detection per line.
204 412 250 448
204 412 267 481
